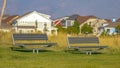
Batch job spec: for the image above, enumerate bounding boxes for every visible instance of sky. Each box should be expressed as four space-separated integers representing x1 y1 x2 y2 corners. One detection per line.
0 0 120 19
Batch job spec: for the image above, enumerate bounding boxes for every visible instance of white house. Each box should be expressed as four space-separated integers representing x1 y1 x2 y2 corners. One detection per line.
60 19 75 28
13 11 57 35
53 17 75 28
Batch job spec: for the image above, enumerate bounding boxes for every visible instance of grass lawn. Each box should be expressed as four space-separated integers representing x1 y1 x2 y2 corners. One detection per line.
1 32 120 68
0 46 120 68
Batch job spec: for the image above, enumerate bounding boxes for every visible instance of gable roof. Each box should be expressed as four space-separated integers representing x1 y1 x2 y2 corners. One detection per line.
68 14 97 25
104 19 112 23
16 11 52 21
76 15 97 25
0 15 18 29
52 17 69 26
2 15 19 24
53 20 62 26
105 22 120 27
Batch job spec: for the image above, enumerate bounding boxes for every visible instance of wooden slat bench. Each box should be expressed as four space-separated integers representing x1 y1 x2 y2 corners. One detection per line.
12 33 57 54
67 36 108 55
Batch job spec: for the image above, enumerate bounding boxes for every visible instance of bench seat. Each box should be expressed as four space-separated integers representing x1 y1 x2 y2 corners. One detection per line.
15 43 57 47
70 46 108 49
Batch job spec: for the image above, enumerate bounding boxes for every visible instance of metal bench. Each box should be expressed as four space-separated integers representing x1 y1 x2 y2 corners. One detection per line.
12 33 57 54
67 36 108 55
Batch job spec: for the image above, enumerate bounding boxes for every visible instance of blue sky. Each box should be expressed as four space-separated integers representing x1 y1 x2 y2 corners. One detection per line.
0 0 120 19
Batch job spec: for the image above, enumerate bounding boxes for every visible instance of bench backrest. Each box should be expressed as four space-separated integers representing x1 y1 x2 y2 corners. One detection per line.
13 34 48 40
67 37 99 44
12 34 48 45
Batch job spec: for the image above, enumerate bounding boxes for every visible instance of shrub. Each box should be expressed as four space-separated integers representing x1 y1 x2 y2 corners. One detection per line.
66 21 80 34
116 25 120 30
56 21 80 35
81 23 93 34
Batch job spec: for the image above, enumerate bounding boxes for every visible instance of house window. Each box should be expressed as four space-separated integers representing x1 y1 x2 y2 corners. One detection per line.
61 20 66 26
67 20 72 26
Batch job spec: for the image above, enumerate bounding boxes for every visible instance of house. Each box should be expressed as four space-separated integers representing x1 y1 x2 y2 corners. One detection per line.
53 15 103 35
53 15 97 28
79 18 107 35
53 17 74 28
0 23 11 32
52 17 69 26
104 22 120 35
64 15 78 28
102 19 120 35
61 18 75 28
74 15 102 35
53 14 120 36
13 11 57 35
2 15 19 24
0 15 19 32
76 15 97 25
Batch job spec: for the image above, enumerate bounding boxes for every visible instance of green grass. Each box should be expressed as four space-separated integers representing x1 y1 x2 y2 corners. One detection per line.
1 32 120 68
0 46 120 68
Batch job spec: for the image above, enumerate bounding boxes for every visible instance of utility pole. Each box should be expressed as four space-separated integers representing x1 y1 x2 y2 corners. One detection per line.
0 0 7 26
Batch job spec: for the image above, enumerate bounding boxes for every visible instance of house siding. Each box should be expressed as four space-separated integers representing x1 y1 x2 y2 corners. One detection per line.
104 27 117 35
13 11 57 35
80 18 107 35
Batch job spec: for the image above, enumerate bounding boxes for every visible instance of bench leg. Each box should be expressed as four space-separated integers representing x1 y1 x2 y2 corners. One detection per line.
86 52 89 55
33 49 35 54
33 49 39 54
89 52 92 55
37 49 39 54
86 51 92 55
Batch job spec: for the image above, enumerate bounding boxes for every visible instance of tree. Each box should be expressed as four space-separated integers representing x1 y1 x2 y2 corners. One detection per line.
116 25 120 34
101 30 108 36
116 25 120 30
56 25 67 33
0 0 7 26
56 21 80 34
67 21 80 34
81 23 93 34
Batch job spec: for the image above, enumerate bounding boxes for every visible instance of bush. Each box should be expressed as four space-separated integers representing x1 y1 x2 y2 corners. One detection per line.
67 21 80 34
0 31 12 45
81 23 93 34
116 25 120 30
101 30 108 36
56 26 67 33
56 21 80 35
